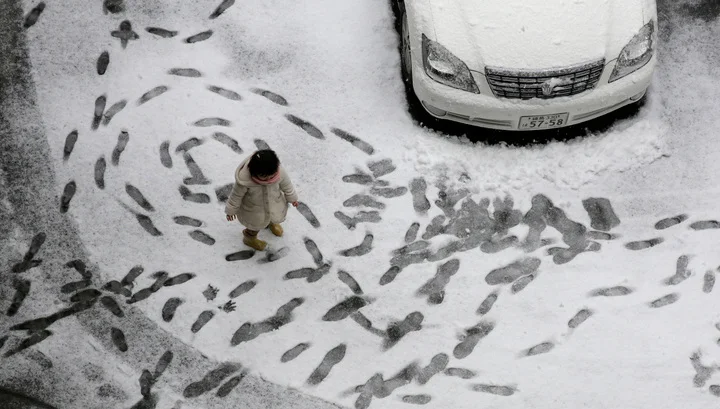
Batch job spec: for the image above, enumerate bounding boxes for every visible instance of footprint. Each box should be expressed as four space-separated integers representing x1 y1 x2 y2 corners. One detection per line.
121 265 144 288
95 51 110 76
254 139 271 150
453 321 494 359
402 395 432 405
189 230 215 245
486 257 541 285
139 86 170 105
710 385 720 397
102 281 131 297
173 216 202 227
111 327 128 352
250 88 288 105
145 27 177 38
296 202 321 228
23 2 46 28
471 384 516 396
60 181 76 213
342 173 374 185
161 298 183 322
26 350 53 369
339 234 373 257
371 187 407 199
158 141 173 168
330 128 374 155
103 0 124 13
179 185 211 204
91 95 106 130
212 183 233 203
183 363 242 398
175 137 204 154
185 30 213 43
417 259 460 300
111 131 130 166
92 156 106 189
216 373 246 398
168 68 202 77
405 222 420 243
368 159 396 178
191 310 216 333
589 286 633 297
228 280 256 298
163 273 195 287
663 255 691 285
444 368 476 379
343 194 385 209
61 280 91 294
281 343 311 363
207 85 241 101
307 344 346 385
334 211 381 230
7 280 31 316
125 183 154 212
385 312 423 349
648 293 679 308
522 341 555 357
303 237 324 266
704 270 716 293
193 117 231 127
416 353 448 385
690 220 720 230
322 296 367 321
337 270 363 295
212 132 243 154
476 291 499 315
379 266 402 285
135 214 162 237
3 330 52 357
690 351 715 387
209 0 236 19
153 350 174 379
654 214 688 230
285 115 324 139
127 288 153 304
102 99 127 126
63 130 78 161
511 274 536 294
586 231 618 240
568 308 593 329
625 237 663 250
100 296 124 318
410 178 431 213
225 250 256 261
581 197 620 231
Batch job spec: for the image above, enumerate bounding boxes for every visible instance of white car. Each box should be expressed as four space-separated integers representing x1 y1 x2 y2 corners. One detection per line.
395 0 657 130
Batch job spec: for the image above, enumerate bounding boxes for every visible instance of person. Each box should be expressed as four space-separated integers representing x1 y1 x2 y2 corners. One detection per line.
225 150 298 251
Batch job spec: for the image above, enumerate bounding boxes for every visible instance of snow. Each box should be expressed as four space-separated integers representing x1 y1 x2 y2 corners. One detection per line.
18 0 720 408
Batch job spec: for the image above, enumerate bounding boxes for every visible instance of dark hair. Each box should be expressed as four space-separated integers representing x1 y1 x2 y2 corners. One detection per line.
248 150 280 177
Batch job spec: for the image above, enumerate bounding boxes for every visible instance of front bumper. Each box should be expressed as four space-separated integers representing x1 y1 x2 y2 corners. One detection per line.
412 55 656 130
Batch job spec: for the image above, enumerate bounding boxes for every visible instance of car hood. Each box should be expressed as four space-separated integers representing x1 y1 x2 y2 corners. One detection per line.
426 0 645 70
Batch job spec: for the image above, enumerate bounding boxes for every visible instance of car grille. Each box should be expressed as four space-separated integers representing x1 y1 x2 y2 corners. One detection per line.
485 59 606 100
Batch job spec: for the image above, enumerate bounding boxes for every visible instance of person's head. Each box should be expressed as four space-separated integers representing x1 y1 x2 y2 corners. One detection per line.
248 150 280 180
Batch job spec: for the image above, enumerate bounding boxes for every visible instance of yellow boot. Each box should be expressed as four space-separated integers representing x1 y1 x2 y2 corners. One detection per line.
243 229 267 251
268 223 283 237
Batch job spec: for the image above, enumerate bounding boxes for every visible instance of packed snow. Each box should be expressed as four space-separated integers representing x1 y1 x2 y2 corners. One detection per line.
15 0 720 408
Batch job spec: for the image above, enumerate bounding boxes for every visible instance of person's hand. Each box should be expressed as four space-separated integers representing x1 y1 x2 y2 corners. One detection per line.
226 214 236 221
291 201 299 207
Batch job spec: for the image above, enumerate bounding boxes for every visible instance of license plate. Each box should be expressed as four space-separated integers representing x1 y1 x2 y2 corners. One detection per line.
518 113 569 130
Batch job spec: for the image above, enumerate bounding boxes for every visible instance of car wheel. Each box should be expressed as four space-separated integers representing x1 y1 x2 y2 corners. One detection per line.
400 9 413 87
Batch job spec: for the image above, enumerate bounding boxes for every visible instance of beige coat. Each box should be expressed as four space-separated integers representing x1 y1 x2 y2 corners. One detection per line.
225 157 299 231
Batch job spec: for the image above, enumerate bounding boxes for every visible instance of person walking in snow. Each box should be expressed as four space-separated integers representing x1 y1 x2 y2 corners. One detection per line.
225 150 299 251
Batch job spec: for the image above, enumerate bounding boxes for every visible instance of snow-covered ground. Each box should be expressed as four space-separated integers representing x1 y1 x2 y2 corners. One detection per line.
7 0 720 407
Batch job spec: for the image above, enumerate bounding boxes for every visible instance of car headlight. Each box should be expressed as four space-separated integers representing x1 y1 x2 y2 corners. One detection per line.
608 20 655 83
421 34 479 93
